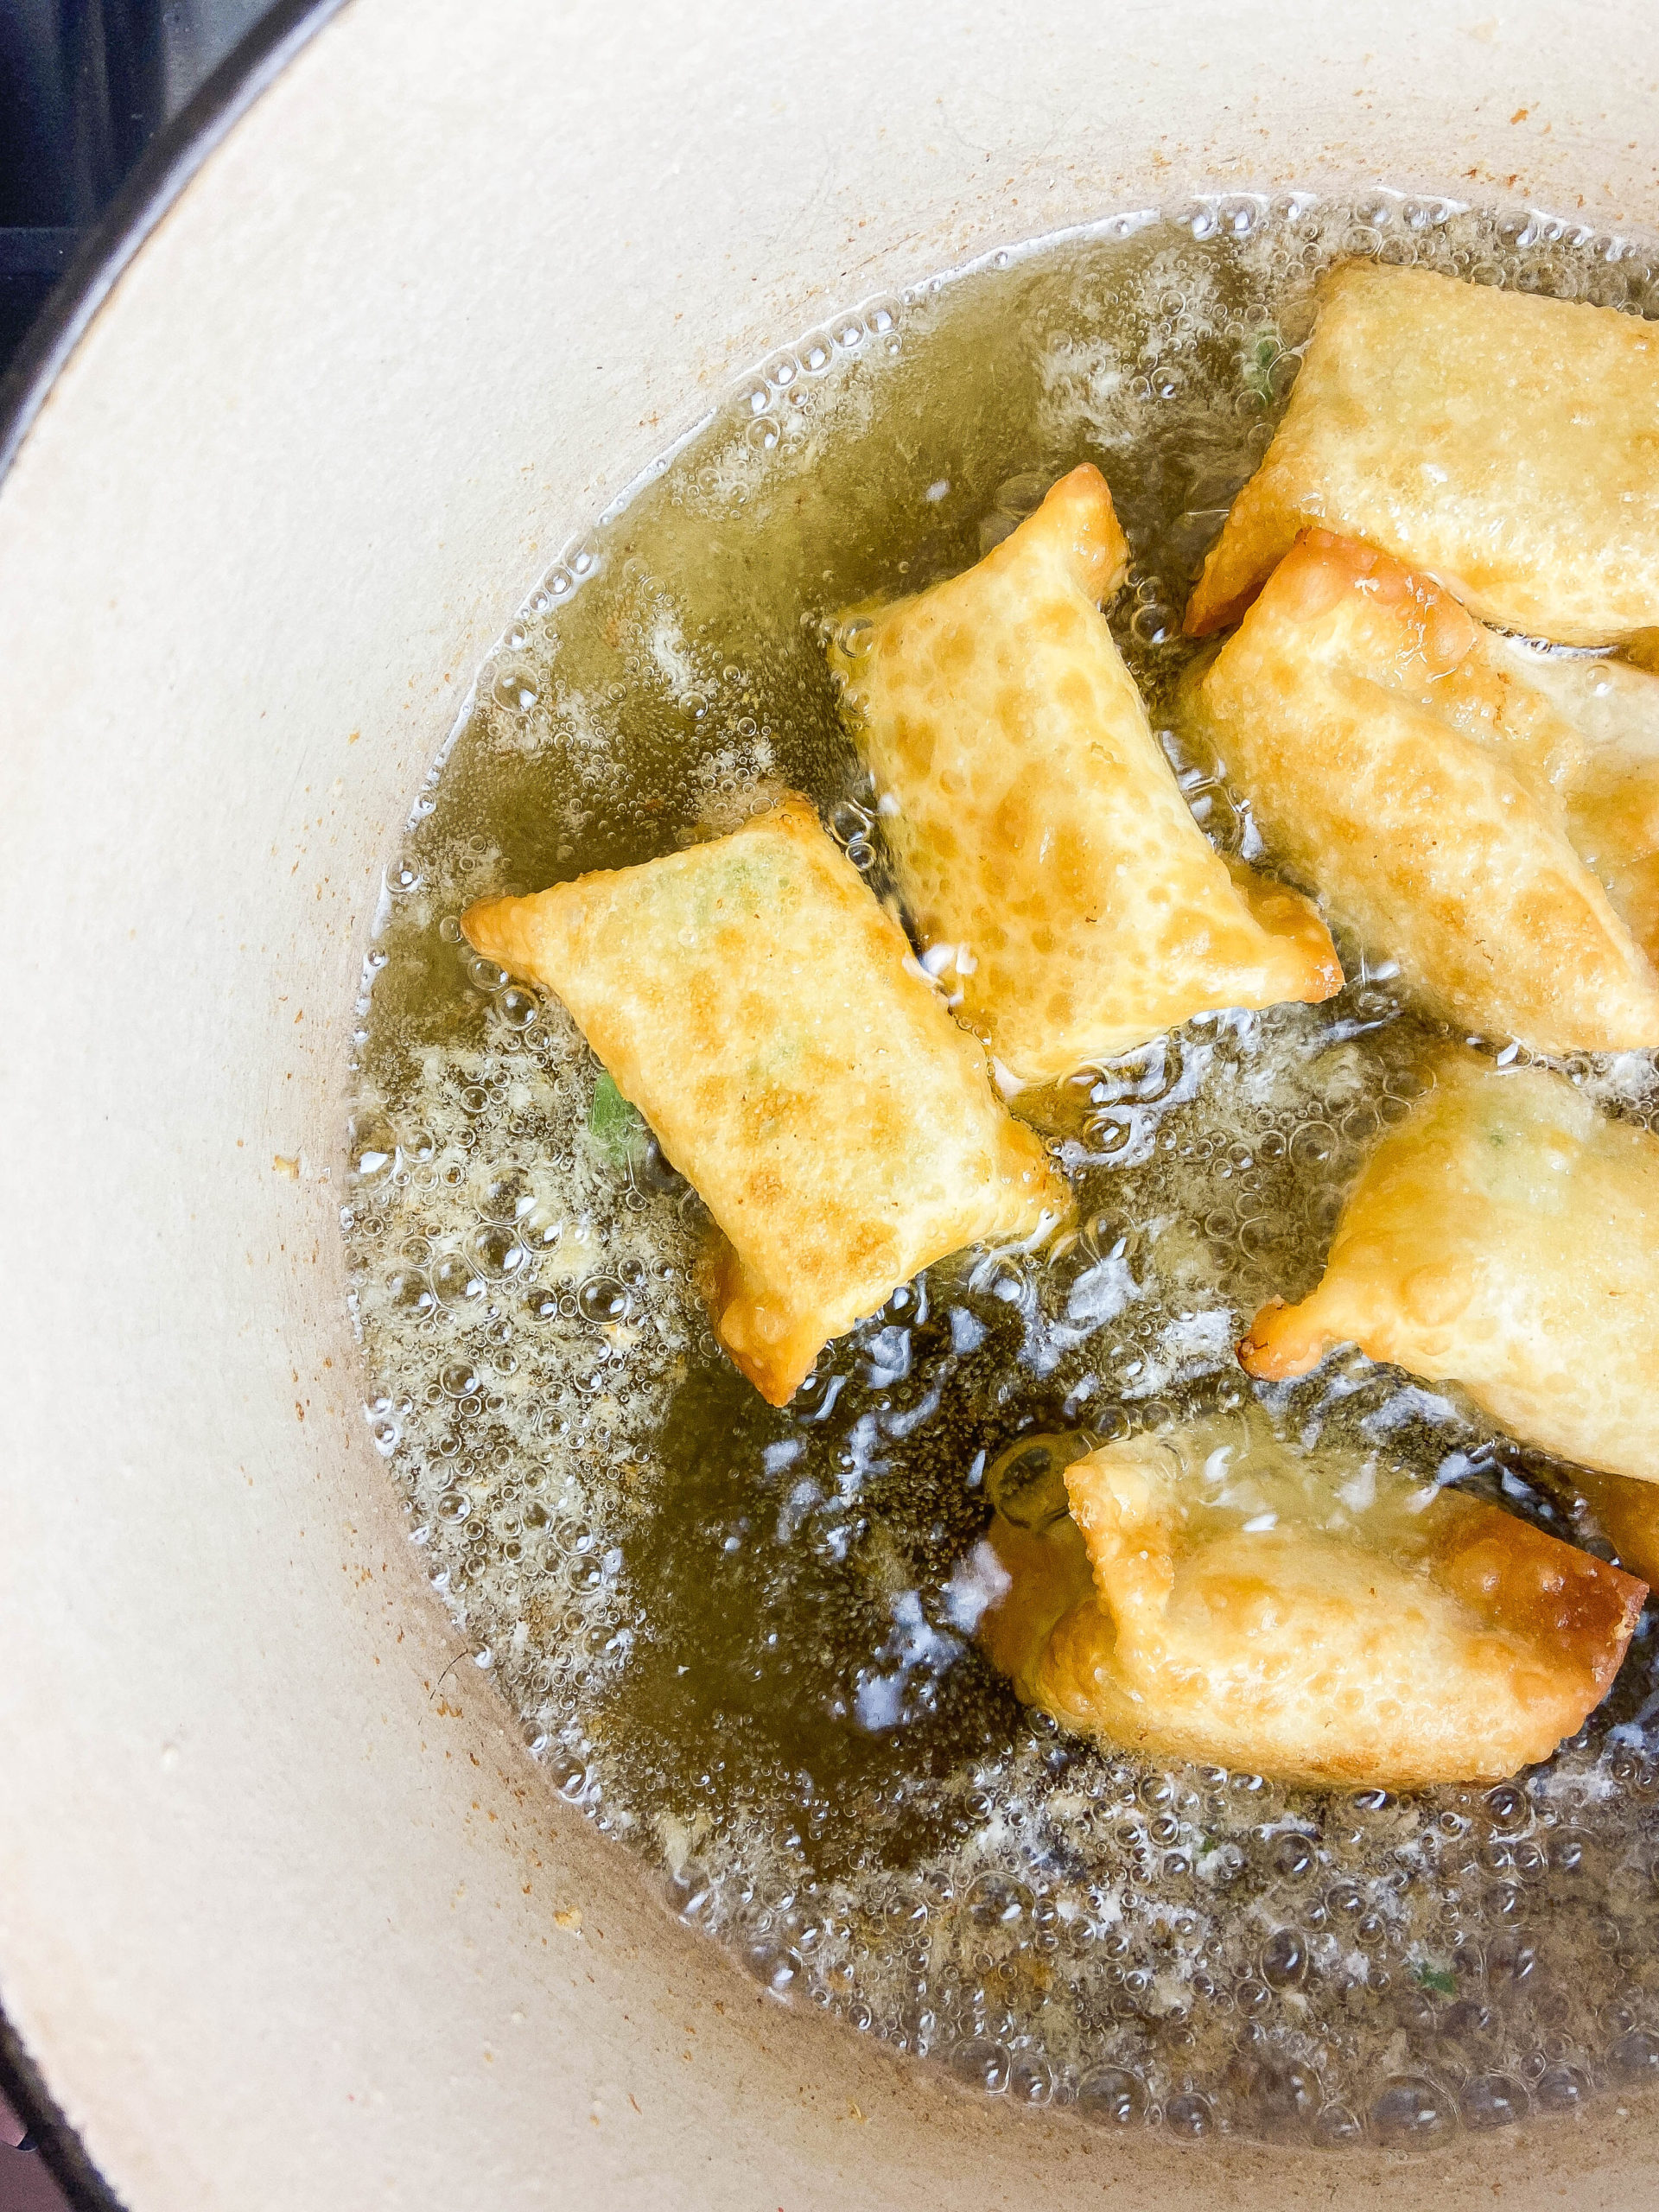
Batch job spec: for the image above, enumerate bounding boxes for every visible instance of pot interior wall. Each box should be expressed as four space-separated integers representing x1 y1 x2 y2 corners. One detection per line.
3 1 1658 2203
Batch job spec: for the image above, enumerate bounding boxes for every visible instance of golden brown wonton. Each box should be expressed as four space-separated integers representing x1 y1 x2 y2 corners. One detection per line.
827 464 1340 1086
976 1411 1643 1789
1522 645 1659 963
463 795 1066 1405
1575 1471 1659 1587
1185 261 1659 644
1242 1050 1659 1486
1190 531 1659 1052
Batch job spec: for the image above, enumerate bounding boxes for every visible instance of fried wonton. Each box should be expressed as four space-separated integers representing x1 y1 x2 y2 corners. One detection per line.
1522 646 1659 962
1575 1471 1659 1587
975 1411 1643 1789
1190 531 1659 1051
1242 1050 1659 1485
1186 262 1659 645
463 795 1066 1404
827 464 1341 1086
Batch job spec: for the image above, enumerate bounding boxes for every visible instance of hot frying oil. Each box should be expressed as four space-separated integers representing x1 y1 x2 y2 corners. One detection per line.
346 193 1659 2145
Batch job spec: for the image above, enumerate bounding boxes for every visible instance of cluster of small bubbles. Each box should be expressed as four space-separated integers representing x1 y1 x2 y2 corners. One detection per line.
827 794 879 873
345 192 1659 2148
977 470 1051 556
1128 569 1178 648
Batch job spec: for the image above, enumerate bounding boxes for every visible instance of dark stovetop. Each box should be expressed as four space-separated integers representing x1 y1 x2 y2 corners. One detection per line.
0 0 279 374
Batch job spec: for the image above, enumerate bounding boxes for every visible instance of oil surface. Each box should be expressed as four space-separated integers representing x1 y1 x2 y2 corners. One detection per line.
345 192 1659 2146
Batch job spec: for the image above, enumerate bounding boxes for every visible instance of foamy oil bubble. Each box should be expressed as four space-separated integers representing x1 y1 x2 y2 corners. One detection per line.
345 192 1659 2145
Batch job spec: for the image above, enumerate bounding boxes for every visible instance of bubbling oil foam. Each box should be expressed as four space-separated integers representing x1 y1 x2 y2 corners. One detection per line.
345 192 1659 2147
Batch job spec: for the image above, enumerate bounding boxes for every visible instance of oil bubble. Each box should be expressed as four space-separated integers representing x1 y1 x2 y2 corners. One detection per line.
431 1254 485 1307
1371 2076 1449 2146
576 1276 630 1325
470 1224 527 1278
1461 2074 1528 2131
1262 1928 1307 1987
1078 2066 1147 2126
950 2038 1011 2093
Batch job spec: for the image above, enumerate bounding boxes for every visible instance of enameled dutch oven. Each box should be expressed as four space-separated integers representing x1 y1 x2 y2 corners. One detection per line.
3 3 1658 2203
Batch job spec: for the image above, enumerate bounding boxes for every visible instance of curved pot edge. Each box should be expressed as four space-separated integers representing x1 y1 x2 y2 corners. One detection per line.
0 0 351 492
0 9 353 2196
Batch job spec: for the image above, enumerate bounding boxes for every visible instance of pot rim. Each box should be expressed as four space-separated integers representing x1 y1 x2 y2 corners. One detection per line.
0 10 346 2202
5 7 1658 2202
0 0 347 492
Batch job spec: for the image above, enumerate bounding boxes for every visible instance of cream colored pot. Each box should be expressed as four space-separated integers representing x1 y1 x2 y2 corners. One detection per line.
3 2 1657 2204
